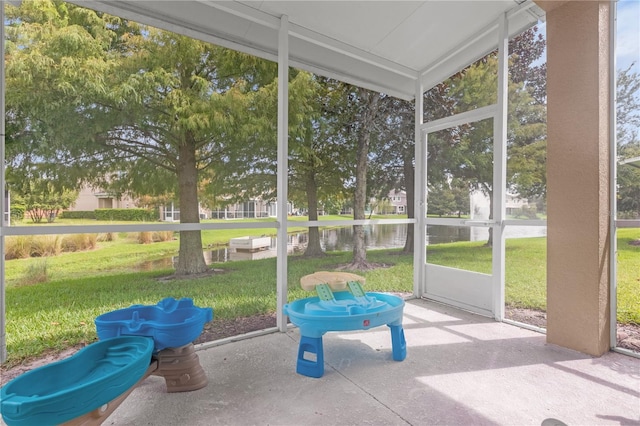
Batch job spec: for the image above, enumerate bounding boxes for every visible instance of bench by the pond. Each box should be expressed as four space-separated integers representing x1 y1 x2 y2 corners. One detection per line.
229 236 271 252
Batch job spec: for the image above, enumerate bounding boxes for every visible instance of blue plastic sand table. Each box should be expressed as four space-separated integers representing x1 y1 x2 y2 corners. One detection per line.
1 298 213 426
284 282 406 378
0 336 154 426
95 297 214 352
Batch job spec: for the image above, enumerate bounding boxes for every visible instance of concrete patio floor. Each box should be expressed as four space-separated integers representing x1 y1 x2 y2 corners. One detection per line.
107 298 639 425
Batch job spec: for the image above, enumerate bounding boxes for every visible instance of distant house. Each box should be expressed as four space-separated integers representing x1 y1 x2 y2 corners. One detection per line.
505 193 531 216
159 202 213 222
163 197 290 221
387 190 407 214
209 199 278 219
68 185 137 211
370 190 407 215
333 190 410 216
470 190 535 219
69 185 296 221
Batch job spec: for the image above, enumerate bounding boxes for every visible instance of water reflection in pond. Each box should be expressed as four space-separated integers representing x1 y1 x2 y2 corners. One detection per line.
137 224 545 269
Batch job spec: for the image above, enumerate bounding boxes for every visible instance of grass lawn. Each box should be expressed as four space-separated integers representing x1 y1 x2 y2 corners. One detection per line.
614 228 640 324
3 249 413 367
2 222 638 367
427 237 548 311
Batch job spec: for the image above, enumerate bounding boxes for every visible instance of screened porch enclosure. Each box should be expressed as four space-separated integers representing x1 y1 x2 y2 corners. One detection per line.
0 0 626 363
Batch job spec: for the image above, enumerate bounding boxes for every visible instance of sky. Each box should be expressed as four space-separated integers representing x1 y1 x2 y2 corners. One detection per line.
617 0 640 73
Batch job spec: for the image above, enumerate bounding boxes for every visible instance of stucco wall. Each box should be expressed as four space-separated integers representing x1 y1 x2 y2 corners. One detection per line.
540 0 611 355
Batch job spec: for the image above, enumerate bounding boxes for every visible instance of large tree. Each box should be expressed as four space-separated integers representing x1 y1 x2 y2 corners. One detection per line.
369 85 456 253
286 74 353 257
445 55 546 245
5 1 273 275
340 88 381 270
365 28 546 253
211 72 355 257
617 64 640 148
367 96 414 252
616 64 640 217
434 28 547 246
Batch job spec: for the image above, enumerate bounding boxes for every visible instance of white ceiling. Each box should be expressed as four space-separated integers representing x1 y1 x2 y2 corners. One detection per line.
75 1 545 100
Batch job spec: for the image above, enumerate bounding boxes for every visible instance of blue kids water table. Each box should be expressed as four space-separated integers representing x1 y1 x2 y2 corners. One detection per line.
0 336 154 426
95 297 214 352
285 272 406 378
285 290 405 337
1 298 214 425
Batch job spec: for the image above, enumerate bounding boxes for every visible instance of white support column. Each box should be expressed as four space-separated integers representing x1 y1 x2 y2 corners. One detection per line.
492 13 508 320
413 79 426 298
276 15 289 332
0 1 6 363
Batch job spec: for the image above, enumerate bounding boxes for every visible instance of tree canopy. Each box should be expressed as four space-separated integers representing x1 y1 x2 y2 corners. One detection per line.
12 180 77 223
12 2 636 268
6 1 276 275
616 64 640 218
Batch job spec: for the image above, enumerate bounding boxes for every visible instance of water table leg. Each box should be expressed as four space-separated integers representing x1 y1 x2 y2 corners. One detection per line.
153 343 208 392
296 335 325 378
389 324 407 361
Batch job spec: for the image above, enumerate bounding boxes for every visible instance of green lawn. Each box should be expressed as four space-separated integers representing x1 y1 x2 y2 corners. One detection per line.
2 223 638 367
427 229 640 320
3 249 413 367
614 228 640 324
427 237 548 310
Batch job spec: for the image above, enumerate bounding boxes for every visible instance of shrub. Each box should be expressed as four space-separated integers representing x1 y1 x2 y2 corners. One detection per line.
60 210 96 220
10 205 25 224
95 208 157 222
5 236 33 259
97 232 117 242
6 234 98 259
136 231 174 244
30 236 62 257
518 206 538 220
153 231 175 242
618 211 640 220
137 232 153 244
61 234 97 252
20 259 48 285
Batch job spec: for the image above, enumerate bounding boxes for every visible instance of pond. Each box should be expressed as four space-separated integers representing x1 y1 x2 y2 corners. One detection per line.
138 223 546 269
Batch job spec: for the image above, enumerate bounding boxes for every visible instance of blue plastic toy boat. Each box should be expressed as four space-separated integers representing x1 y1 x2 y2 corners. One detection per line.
95 297 214 352
0 336 153 426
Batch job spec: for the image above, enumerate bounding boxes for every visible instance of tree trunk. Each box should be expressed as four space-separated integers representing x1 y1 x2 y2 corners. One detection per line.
352 223 367 263
485 188 494 247
402 151 415 253
349 89 380 269
175 140 208 276
304 172 325 257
